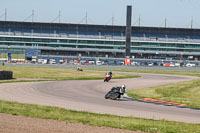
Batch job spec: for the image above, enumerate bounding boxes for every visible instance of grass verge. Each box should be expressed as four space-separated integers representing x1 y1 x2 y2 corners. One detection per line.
127 79 200 109
0 66 139 81
0 100 200 133
88 68 200 77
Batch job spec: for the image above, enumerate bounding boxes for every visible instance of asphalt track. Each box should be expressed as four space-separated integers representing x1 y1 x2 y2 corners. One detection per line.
0 72 200 123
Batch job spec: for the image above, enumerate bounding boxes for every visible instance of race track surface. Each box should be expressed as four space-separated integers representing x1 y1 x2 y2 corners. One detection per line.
0 72 200 123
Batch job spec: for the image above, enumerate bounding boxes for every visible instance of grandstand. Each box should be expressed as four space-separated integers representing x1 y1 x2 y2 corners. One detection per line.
0 20 200 61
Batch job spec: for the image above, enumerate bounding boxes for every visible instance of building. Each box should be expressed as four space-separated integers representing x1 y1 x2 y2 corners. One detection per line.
0 21 200 61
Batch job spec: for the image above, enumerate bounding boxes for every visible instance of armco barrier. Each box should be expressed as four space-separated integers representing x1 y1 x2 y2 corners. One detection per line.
0 71 13 80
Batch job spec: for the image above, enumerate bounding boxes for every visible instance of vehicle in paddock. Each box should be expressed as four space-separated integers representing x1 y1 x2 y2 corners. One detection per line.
49 59 56 64
37 59 47 64
186 63 196 67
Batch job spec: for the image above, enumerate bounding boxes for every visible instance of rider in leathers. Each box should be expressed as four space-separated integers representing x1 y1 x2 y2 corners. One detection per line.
111 85 126 98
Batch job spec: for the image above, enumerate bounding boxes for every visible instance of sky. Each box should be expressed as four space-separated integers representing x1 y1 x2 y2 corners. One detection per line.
1 0 200 29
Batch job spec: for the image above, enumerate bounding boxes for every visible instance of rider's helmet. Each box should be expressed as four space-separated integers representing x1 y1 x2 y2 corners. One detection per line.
121 85 126 89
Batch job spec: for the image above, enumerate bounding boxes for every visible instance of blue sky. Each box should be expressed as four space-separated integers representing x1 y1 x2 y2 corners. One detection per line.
1 0 200 28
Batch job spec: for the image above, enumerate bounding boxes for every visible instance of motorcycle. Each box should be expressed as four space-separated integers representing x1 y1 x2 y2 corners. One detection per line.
104 74 111 82
105 87 125 100
77 67 83 71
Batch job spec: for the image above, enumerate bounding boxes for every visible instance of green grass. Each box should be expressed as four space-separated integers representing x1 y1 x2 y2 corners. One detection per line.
1 65 200 132
127 79 200 109
88 68 200 77
0 100 200 133
0 66 139 81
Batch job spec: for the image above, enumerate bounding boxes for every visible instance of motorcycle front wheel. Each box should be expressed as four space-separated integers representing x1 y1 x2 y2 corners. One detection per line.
105 91 112 99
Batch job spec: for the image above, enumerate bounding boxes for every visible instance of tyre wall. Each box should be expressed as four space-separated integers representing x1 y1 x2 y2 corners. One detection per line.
0 71 13 80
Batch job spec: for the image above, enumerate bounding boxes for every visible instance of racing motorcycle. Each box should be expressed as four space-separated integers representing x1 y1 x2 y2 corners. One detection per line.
77 67 83 71
104 73 111 82
105 86 125 100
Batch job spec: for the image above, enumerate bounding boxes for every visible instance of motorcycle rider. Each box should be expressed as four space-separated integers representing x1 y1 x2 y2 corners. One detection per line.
105 85 126 100
104 72 111 82
108 71 112 79
120 85 126 94
111 85 126 98
77 67 83 71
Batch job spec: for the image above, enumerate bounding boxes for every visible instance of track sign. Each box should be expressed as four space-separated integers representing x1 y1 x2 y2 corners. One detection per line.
125 58 130 65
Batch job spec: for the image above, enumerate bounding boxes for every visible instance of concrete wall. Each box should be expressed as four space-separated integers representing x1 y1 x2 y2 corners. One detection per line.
0 71 13 80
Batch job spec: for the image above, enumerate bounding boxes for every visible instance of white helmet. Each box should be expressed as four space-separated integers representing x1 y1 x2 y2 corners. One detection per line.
121 85 126 89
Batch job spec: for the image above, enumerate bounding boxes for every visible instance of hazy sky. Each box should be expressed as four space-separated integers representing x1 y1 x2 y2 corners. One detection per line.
1 0 200 28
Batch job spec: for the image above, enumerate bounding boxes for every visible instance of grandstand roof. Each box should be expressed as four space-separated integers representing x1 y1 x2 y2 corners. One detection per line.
0 20 200 37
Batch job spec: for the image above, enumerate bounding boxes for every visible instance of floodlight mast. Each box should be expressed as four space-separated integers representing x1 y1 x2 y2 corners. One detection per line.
23 9 34 22
112 15 114 26
138 15 141 27
79 12 88 24
32 10 34 22
58 11 61 23
5 8 7 21
191 17 193 29
86 12 87 24
125 5 132 57
51 11 61 23
165 17 167 28
0 9 7 21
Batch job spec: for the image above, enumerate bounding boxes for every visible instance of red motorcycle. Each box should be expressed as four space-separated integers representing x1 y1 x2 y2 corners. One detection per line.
77 67 83 71
104 73 111 82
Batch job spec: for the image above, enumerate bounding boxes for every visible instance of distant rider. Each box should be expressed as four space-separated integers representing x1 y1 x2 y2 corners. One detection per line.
77 67 83 71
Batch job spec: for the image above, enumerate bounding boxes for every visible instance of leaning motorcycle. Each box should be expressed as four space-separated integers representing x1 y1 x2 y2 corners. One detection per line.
77 67 83 71
105 87 125 100
104 74 111 82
